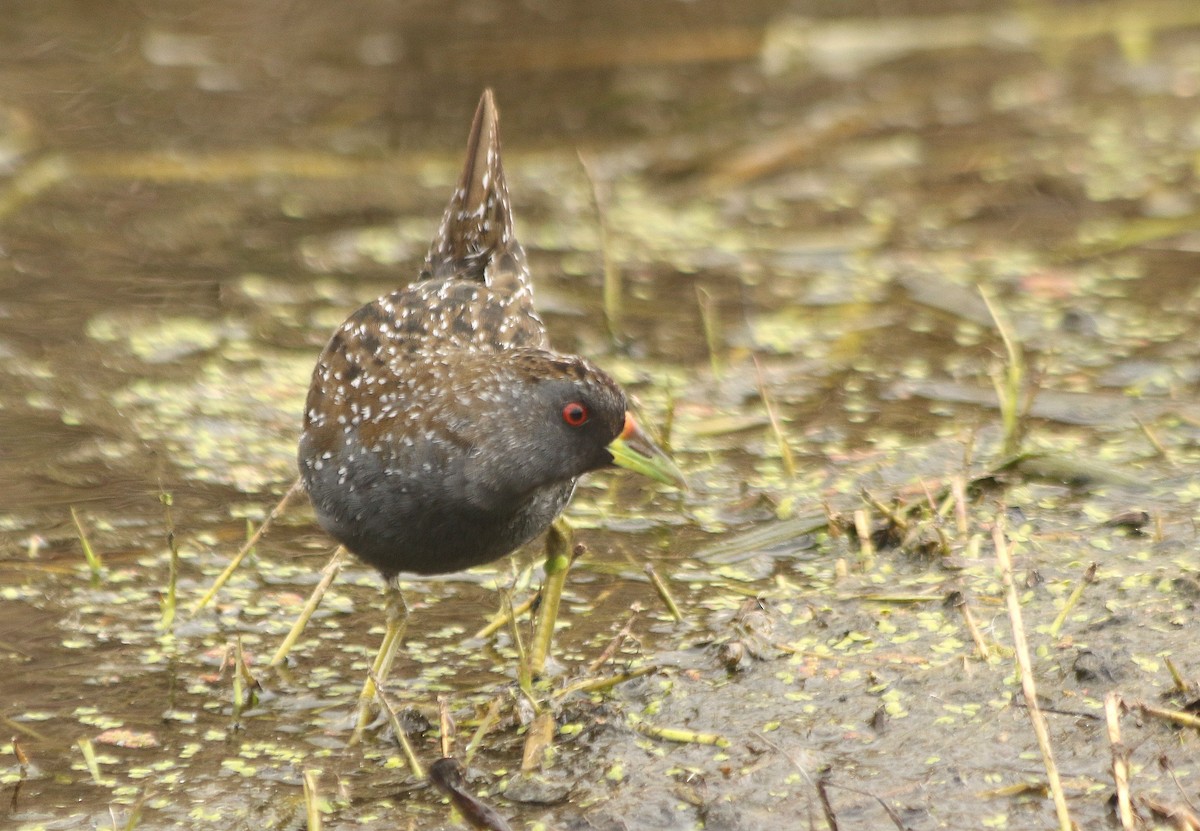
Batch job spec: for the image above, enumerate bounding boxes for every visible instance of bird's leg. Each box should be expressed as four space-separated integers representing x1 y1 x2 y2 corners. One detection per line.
269 545 347 667
528 517 574 677
373 582 409 687
350 580 409 743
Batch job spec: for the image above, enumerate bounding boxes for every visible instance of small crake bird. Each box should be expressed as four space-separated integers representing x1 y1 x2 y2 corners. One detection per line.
297 89 683 721
299 88 681 578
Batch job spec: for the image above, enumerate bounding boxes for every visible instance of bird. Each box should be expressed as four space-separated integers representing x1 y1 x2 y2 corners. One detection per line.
298 88 681 579
295 90 683 728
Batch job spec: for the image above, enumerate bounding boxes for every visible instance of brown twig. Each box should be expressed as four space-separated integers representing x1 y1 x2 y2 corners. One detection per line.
1159 755 1200 815
816 772 839 831
586 607 641 674
949 591 994 661
1141 797 1200 830
816 779 912 830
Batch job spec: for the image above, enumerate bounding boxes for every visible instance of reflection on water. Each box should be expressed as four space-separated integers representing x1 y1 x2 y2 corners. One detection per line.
3 2 1200 829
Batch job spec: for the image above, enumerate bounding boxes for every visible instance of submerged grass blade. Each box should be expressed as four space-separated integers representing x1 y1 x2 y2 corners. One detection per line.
627 713 729 748
120 788 148 831
550 665 658 700
578 151 622 341
697 286 723 378
70 506 102 581
979 287 1027 458
159 491 178 631
754 356 795 480
77 738 105 786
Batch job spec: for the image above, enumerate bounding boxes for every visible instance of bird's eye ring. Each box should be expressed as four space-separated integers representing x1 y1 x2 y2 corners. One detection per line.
562 402 589 427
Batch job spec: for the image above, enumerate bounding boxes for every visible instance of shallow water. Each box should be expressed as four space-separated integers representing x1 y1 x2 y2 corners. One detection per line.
3 2 1200 829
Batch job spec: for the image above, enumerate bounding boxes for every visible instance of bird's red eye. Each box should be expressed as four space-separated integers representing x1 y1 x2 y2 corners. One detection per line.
562 402 589 427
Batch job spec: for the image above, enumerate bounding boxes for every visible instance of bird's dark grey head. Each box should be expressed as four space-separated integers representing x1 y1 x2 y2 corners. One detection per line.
448 349 627 510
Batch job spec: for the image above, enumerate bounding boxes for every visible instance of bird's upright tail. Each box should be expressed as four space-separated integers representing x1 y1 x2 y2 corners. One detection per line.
422 89 530 297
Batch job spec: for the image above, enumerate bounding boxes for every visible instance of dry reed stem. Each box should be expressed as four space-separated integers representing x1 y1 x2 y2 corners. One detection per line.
473 591 538 640
644 563 683 623
951 475 970 535
994 520 1073 831
853 508 875 563
1137 702 1200 730
1106 692 1135 831
520 711 556 774
192 478 303 614
269 546 348 667
1048 562 1097 638
438 695 455 759
369 671 425 779
577 151 622 340
464 696 504 767
754 355 795 479
302 768 322 831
